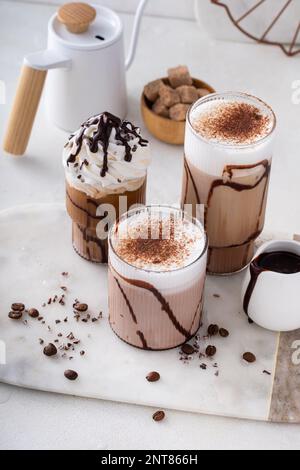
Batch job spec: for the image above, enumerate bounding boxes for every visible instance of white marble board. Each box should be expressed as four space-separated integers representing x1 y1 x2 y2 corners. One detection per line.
0 204 298 423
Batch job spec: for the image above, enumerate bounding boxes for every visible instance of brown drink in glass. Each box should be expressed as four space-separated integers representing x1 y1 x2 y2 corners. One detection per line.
63 112 150 262
182 92 276 274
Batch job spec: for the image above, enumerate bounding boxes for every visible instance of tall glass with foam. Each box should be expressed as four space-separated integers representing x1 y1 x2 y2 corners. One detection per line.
182 92 276 275
108 206 207 350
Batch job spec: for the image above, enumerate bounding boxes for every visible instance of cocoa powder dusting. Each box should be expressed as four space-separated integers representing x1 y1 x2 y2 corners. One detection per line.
193 102 271 144
115 218 199 269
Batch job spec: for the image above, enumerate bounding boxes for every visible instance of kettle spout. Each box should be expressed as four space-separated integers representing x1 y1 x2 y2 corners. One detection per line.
125 0 148 70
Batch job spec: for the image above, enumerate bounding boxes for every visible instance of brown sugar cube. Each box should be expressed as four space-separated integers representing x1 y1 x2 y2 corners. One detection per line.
177 85 198 104
158 83 180 107
152 98 169 118
144 79 163 102
169 103 190 122
167 65 193 88
197 88 211 99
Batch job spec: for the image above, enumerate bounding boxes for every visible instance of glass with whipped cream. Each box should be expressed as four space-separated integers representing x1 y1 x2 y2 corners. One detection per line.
108 206 207 350
182 92 276 275
63 112 150 263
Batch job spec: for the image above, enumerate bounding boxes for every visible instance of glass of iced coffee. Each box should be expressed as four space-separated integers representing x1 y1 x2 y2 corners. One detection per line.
108 206 207 350
63 112 150 263
182 92 276 275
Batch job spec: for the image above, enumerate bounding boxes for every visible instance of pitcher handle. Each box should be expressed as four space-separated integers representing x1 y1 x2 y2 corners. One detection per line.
125 0 149 70
3 50 71 156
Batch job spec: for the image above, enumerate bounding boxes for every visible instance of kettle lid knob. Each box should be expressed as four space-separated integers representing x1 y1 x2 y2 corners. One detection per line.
57 2 96 34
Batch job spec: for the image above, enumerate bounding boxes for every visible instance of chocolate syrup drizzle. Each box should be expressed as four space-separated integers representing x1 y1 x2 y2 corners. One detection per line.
112 267 191 340
183 157 271 250
67 112 148 177
243 251 300 318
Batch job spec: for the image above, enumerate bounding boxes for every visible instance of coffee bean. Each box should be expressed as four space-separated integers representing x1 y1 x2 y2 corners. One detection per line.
74 303 88 312
152 410 165 422
43 343 57 357
146 371 160 382
11 303 25 312
219 328 229 338
181 344 195 355
28 308 39 318
206 345 217 357
208 324 219 336
64 370 78 381
243 352 256 363
8 310 23 320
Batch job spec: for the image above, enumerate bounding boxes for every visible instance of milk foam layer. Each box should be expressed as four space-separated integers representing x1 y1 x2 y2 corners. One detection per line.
63 112 151 198
191 96 274 145
186 93 276 177
112 210 206 272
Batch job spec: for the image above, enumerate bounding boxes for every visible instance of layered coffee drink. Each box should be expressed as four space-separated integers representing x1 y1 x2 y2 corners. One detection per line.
182 92 276 274
108 206 207 350
63 112 150 262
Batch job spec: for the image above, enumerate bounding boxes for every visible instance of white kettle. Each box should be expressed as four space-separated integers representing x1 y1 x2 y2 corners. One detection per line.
3 1 148 155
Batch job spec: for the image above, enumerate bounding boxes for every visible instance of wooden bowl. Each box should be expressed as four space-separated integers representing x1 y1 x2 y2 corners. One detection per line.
141 78 215 145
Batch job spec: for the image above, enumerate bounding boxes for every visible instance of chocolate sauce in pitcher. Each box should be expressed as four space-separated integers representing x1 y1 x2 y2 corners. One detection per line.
243 251 300 317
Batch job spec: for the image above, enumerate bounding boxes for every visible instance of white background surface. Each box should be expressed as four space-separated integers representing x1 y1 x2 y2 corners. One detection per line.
1 0 300 450
12 0 196 19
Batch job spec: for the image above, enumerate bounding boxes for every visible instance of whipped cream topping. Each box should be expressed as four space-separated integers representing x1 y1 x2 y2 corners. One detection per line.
112 209 206 272
63 112 150 198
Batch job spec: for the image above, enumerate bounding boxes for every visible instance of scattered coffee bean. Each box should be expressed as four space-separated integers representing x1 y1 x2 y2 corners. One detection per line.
208 324 219 336
152 410 165 422
11 303 25 312
146 371 160 382
206 345 217 357
219 328 229 338
181 344 195 355
64 370 78 381
28 308 39 318
243 352 256 363
74 303 88 312
43 343 57 357
8 310 23 320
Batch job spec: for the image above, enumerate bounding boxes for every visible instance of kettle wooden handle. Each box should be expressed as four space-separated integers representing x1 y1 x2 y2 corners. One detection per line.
3 65 47 156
